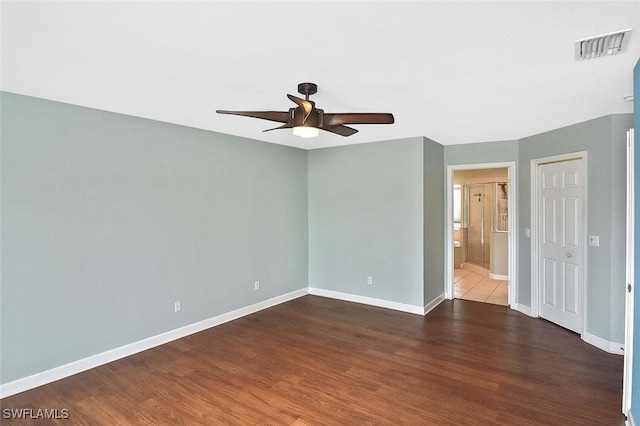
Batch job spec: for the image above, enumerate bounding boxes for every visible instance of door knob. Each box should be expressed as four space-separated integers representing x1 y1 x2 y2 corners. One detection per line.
566 253 572 258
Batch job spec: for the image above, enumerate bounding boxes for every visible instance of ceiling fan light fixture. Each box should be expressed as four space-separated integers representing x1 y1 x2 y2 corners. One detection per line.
217 82 394 138
292 126 319 138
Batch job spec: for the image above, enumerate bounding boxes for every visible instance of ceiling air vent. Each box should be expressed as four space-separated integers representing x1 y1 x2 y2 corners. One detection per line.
575 29 632 60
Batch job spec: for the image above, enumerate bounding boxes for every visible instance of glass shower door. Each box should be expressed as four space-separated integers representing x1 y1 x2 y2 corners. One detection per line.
464 183 493 269
465 184 484 267
482 183 493 269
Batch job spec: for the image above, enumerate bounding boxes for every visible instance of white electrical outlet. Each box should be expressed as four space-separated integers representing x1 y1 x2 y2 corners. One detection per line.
174 301 181 312
367 276 373 285
255 281 260 290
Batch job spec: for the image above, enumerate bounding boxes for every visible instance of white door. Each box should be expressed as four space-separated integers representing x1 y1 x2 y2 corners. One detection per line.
538 158 584 333
623 129 634 414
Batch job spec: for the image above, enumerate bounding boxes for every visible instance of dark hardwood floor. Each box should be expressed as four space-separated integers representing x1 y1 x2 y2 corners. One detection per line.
1 296 625 425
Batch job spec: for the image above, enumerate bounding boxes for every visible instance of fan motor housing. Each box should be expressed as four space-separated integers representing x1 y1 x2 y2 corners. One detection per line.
298 82 317 97
291 107 322 128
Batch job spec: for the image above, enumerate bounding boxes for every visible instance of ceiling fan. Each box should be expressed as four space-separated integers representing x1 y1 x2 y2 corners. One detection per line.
216 82 394 138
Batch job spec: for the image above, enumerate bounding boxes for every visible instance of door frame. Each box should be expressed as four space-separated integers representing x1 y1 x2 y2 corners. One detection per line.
623 129 634 415
530 151 588 335
445 161 517 307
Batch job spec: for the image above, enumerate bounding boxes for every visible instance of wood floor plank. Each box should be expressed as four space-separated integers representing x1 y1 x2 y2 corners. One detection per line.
1 296 625 425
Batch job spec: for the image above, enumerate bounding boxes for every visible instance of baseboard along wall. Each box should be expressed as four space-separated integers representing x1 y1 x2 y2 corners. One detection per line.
0 288 308 398
1 287 446 398
515 303 623 355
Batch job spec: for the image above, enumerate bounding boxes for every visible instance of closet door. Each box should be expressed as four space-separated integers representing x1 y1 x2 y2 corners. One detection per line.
538 158 584 334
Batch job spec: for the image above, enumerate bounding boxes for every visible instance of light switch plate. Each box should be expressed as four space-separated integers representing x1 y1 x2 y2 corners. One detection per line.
588 235 600 247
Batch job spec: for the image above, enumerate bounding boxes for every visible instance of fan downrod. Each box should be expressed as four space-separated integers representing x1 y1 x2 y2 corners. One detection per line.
298 82 317 99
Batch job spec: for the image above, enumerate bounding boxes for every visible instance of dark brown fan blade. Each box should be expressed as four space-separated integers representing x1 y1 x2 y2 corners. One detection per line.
216 110 290 123
321 124 359 137
323 113 395 126
263 123 293 132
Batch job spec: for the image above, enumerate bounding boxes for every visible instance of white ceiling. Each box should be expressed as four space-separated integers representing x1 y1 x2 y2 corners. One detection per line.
1 1 638 150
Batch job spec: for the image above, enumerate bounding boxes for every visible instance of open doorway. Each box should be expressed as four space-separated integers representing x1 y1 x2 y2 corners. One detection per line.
445 162 516 308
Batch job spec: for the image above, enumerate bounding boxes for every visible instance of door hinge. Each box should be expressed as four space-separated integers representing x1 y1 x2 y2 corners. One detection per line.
628 283 633 293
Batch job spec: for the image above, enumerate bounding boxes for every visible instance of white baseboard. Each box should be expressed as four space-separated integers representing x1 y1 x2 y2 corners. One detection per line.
628 409 636 426
424 293 445 315
514 303 533 317
0 288 309 399
510 306 624 355
582 331 624 355
12 287 616 400
489 273 509 280
308 287 427 315
509 307 624 355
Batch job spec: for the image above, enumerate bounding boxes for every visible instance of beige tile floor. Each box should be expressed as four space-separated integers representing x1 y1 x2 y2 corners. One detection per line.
454 266 508 306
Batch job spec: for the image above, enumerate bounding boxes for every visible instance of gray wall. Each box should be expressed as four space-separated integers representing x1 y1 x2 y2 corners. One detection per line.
1 92 309 383
308 138 426 306
2 90 630 387
445 115 631 345
519 114 632 343
423 137 445 305
444 140 519 166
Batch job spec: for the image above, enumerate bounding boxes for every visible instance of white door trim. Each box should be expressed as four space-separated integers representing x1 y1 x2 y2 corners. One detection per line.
623 129 635 415
530 151 588 335
445 161 517 307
